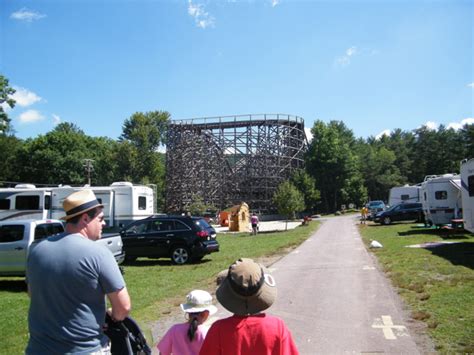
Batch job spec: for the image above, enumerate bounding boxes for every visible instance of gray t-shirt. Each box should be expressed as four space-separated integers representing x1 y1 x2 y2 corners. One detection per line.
26 233 125 354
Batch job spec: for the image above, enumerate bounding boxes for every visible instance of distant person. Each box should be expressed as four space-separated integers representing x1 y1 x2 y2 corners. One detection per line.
26 190 131 354
360 206 368 224
250 213 259 235
158 290 217 355
200 258 299 355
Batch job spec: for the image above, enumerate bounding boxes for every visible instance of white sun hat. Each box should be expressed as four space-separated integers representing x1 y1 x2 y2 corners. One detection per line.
180 290 217 315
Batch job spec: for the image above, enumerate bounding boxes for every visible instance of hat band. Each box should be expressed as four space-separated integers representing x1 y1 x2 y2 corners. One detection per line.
227 267 265 297
66 200 100 216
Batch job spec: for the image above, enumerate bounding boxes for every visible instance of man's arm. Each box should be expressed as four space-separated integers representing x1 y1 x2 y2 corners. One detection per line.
107 287 131 321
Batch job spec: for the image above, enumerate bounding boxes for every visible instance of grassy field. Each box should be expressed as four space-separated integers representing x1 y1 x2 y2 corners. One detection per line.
0 221 318 354
359 222 474 354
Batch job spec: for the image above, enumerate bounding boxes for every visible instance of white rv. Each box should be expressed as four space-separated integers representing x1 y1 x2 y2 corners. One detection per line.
388 184 421 206
0 182 155 229
0 185 53 221
420 174 462 226
460 158 474 233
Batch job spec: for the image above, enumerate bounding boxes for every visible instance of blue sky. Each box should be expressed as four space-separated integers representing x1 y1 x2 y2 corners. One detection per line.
1 0 473 142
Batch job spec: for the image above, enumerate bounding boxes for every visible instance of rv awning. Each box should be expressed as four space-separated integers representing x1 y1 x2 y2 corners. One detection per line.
450 179 461 190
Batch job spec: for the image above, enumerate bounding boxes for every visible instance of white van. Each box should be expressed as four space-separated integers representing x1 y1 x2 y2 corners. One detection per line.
460 158 474 233
420 174 462 226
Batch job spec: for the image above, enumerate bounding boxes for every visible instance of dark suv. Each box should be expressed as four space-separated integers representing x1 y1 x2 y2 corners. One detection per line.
374 202 424 225
120 215 219 265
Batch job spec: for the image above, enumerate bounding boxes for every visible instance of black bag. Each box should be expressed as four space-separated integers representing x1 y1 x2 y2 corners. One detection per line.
104 313 152 355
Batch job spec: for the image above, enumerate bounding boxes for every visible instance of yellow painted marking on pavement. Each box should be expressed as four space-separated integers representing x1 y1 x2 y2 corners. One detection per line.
363 266 376 270
371 315 408 340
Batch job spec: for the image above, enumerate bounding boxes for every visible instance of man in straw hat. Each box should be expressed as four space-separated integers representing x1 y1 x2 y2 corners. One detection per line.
200 258 298 354
26 189 131 354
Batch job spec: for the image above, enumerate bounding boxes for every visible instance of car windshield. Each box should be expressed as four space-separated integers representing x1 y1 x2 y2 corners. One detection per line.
368 201 384 207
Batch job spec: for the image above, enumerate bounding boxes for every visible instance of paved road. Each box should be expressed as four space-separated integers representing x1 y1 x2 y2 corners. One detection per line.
152 215 422 354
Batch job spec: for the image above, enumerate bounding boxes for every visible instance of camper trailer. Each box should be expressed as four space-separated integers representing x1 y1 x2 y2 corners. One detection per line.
0 185 53 221
460 158 474 233
420 174 462 226
0 182 155 229
388 184 421 206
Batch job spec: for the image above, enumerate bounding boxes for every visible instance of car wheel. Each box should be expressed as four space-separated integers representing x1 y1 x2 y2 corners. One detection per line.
171 246 190 265
382 216 391 225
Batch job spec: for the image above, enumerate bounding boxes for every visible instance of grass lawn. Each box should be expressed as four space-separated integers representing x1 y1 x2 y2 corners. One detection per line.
359 222 474 354
0 221 318 354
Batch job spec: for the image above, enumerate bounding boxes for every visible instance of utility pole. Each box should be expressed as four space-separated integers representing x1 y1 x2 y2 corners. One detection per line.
83 159 95 186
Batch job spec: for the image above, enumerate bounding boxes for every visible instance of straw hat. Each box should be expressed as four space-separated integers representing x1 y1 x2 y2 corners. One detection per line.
216 258 277 316
61 190 103 221
180 290 217 315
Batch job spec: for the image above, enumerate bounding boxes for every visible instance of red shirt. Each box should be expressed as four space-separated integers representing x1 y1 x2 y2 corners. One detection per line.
199 314 299 355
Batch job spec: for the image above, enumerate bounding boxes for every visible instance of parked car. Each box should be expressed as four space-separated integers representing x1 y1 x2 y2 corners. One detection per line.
0 219 64 276
0 219 125 276
366 200 386 220
120 215 219 265
373 202 425 225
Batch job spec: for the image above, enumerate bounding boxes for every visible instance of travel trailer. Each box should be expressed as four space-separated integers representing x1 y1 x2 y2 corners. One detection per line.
460 158 474 233
420 174 462 226
0 182 155 229
388 184 421 206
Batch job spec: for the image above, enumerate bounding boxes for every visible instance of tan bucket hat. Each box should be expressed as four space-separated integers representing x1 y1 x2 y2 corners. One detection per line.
216 258 277 316
61 190 103 221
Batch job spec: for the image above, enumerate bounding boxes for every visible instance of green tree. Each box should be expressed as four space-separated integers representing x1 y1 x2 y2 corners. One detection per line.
272 181 305 230
290 169 320 212
119 111 170 210
306 120 365 212
17 122 118 185
0 75 16 134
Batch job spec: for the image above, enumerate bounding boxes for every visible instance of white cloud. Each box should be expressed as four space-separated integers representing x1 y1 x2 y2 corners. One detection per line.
468 82 474 88
335 46 358 67
375 129 391 140
52 114 61 125
12 87 42 107
304 127 313 142
10 8 46 22
188 0 215 29
271 0 280 7
447 117 474 130
424 121 439 130
18 110 45 123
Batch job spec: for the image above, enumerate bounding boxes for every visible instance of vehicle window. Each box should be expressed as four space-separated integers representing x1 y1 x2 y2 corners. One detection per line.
0 225 25 243
423 192 427 201
0 199 10 210
15 195 40 210
156 220 175 231
34 223 63 240
469 175 474 197
401 194 409 201
174 220 190 231
195 219 211 229
127 221 149 234
138 196 147 210
52 224 64 235
435 191 447 200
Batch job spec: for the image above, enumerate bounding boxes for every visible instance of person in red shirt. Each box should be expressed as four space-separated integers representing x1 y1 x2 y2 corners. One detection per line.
199 258 299 355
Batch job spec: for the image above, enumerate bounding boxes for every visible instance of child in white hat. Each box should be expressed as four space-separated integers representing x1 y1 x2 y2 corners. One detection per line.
157 290 217 355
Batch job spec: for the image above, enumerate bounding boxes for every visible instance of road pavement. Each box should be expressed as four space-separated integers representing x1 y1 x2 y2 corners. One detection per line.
152 215 423 354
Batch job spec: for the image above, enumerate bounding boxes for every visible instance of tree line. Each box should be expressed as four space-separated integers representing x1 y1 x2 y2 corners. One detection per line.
1 74 473 214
